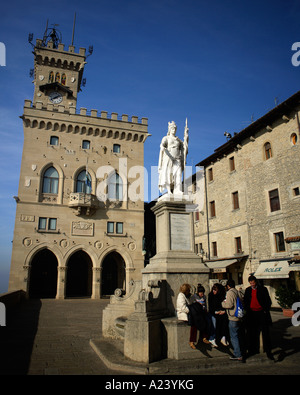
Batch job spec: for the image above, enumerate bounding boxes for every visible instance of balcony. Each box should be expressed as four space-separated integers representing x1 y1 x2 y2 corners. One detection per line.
68 193 98 216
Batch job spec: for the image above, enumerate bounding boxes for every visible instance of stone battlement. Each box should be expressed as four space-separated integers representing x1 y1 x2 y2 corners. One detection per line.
24 99 148 125
22 100 149 142
35 38 86 57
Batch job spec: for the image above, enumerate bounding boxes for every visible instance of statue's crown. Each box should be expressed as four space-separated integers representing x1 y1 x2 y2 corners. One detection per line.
168 121 177 130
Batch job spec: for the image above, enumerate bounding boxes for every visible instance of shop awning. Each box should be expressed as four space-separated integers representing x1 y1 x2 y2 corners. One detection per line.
254 260 291 279
206 259 237 273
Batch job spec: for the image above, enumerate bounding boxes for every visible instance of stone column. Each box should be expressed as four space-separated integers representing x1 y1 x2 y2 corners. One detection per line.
23 265 30 296
56 266 67 299
92 267 101 299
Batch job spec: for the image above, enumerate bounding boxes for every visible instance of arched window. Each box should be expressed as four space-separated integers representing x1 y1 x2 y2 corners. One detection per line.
42 167 59 194
61 73 66 86
108 173 123 200
48 71 54 83
264 142 272 160
76 170 92 194
55 72 60 83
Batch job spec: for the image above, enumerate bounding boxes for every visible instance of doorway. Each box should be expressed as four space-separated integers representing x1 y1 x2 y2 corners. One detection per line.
101 251 126 296
29 249 58 298
66 250 92 297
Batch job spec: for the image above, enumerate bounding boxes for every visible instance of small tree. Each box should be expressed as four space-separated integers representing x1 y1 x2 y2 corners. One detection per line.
275 286 300 309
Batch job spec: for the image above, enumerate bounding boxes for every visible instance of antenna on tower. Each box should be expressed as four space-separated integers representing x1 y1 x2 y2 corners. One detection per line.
28 33 34 47
42 19 49 45
71 12 76 46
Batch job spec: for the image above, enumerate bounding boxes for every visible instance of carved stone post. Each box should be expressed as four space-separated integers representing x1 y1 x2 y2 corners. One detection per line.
56 266 67 299
92 267 101 299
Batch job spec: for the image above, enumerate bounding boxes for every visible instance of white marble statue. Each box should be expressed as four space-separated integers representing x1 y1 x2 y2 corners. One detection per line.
158 119 189 195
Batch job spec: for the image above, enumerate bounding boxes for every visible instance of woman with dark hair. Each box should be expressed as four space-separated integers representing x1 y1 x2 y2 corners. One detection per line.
208 283 229 346
176 283 210 349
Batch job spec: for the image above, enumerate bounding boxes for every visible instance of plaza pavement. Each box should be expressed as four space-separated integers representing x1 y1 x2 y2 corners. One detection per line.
1 298 300 376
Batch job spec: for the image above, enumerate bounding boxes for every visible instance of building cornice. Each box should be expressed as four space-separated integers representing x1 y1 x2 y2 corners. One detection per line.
197 90 300 167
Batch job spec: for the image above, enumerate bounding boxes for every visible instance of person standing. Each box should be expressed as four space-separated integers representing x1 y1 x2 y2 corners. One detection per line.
208 283 229 347
190 284 211 345
244 275 273 359
222 279 244 361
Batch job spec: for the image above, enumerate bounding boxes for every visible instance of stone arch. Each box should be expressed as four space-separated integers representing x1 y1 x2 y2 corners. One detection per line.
100 246 134 296
106 168 128 203
65 250 93 297
64 245 98 298
38 162 64 204
26 245 62 298
71 166 96 193
100 250 125 296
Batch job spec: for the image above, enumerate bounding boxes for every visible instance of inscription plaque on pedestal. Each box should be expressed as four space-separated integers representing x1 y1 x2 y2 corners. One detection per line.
170 213 191 251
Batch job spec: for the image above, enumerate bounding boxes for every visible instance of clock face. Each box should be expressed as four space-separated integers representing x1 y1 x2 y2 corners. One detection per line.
49 92 63 104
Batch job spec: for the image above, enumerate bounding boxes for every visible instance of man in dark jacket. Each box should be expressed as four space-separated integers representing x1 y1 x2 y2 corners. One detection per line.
244 275 273 359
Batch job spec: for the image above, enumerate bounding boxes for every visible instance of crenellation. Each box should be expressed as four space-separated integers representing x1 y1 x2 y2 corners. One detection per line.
23 99 148 128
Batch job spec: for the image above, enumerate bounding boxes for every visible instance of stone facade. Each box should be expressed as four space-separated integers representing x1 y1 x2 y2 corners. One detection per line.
194 92 300 305
9 33 149 299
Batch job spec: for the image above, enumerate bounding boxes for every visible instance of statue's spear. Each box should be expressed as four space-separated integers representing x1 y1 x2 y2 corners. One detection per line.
183 118 189 185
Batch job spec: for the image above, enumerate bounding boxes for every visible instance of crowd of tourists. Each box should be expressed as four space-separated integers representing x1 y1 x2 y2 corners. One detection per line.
176 275 273 361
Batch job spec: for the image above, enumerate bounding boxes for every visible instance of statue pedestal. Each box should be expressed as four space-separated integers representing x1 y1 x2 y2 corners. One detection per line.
142 197 209 316
100 196 210 364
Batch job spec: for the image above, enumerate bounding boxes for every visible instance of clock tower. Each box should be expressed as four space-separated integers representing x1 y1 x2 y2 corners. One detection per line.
32 26 86 110
9 23 149 300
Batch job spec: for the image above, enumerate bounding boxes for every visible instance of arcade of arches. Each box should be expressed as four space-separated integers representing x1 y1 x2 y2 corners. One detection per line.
28 248 126 299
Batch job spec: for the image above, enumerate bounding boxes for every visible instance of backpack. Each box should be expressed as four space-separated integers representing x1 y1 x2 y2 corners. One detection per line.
234 296 244 318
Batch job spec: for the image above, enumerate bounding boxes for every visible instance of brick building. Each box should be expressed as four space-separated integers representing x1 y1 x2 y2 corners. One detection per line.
194 91 300 306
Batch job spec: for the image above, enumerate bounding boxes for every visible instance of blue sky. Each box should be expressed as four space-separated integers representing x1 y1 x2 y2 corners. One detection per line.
0 0 300 293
